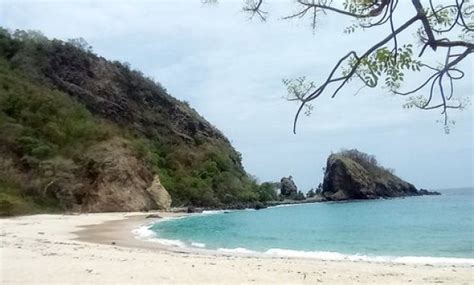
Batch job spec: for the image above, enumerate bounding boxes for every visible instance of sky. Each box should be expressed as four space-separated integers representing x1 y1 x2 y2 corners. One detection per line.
1 0 473 190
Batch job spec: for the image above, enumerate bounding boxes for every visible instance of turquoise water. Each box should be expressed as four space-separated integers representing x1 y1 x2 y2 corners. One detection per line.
147 188 473 260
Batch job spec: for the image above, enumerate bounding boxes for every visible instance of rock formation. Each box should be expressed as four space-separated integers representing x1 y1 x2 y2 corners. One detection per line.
46 138 172 212
280 176 298 196
322 150 440 201
146 176 172 211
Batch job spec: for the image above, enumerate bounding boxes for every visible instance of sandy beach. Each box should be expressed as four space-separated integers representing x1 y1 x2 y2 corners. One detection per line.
1 212 473 284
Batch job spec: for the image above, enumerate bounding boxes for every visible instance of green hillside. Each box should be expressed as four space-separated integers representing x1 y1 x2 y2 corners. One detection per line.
0 28 276 215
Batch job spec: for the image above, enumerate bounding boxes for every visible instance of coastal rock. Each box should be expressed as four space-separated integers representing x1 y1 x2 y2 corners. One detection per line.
254 202 267 210
418 189 441 196
280 176 297 196
322 149 439 201
145 214 162 219
69 138 172 212
146 176 172 211
187 206 203 213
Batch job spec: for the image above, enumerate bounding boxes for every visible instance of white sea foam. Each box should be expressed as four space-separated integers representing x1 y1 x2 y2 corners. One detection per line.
132 225 474 265
161 215 187 221
265 248 347 260
131 224 156 239
201 210 227 215
149 238 186 248
191 242 206 248
217 247 258 254
270 203 304 209
131 215 185 242
263 248 474 265
132 224 187 248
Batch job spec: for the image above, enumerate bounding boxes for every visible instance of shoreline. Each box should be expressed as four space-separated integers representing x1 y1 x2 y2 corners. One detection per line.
1 212 473 284
122 211 474 266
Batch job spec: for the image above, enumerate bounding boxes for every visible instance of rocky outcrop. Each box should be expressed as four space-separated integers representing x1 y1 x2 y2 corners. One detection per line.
418 189 441 195
82 139 172 212
280 176 297 196
322 151 440 201
47 138 172 212
146 176 172 211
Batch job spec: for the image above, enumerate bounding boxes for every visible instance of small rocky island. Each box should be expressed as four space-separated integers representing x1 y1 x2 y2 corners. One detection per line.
322 149 440 201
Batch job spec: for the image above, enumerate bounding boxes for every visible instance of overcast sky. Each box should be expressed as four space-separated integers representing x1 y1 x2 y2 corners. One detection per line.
1 0 472 190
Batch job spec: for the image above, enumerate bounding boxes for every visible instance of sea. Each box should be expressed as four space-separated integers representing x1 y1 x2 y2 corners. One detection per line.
134 187 474 264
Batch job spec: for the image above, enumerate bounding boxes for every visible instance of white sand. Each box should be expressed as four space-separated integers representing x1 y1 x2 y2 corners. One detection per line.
1 212 473 284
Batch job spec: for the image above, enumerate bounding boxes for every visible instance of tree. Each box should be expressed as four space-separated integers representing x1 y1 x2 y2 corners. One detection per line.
67 38 93 53
208 0 473 133
257 181 279 201
295 190 307 200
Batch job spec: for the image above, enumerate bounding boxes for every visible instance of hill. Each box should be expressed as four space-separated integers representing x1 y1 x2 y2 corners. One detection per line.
0 29 273 215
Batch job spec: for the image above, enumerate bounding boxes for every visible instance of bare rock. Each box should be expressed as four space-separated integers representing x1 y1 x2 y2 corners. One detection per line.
145 176 172 211
68 138 173 212
280 176 297 197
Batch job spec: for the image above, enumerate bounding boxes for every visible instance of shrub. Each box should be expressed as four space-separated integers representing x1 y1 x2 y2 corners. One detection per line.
338 149 394 176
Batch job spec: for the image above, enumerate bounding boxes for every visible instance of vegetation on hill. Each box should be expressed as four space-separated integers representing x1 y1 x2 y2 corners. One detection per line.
0 28 277 215
0 57 110 215
338 149 395 177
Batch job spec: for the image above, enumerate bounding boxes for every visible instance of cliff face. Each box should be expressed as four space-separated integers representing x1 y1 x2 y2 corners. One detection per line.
0 29 258 215
322 151 439 201
77 138 171 212
34 41 228 144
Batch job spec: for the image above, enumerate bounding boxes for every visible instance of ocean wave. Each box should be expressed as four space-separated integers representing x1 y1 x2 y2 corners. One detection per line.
132 225 187 248
131 225 156 239
130 228 474 265
131 213 473 265
148 238 186 248
132 214 203 248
